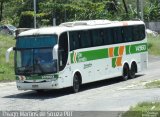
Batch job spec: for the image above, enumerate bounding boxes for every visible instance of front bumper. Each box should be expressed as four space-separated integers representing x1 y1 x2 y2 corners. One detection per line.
16 80 62 90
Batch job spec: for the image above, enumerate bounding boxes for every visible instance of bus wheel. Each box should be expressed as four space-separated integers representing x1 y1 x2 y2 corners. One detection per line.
72 74 80 93
122 64 129 81
129 63 137 79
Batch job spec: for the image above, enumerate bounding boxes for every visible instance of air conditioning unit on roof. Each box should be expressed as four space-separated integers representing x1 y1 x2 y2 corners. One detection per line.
60 20 112 27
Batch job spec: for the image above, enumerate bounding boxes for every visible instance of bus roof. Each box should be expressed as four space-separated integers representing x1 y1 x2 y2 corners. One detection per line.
18 20 145 37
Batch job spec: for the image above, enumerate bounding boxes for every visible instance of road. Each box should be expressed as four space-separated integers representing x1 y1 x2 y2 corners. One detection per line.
0 55 160 112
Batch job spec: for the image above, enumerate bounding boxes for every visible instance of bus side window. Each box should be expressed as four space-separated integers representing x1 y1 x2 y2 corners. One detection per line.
69 31 80 51
133 26 139 41
138 25 146 40
104 28 114 45
59 32 68 71
123 26 133 42
91 29 103 47
100 29 105 45
113 27 123 44
80 31 91 48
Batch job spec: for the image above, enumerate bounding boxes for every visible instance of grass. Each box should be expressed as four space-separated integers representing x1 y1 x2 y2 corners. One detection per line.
0 34 15 81
122 102 160 117
123 35 160 117
145 80 160 88
148 35 160 56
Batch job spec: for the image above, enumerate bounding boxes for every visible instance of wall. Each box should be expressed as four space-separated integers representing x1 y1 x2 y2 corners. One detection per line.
145 22 160 33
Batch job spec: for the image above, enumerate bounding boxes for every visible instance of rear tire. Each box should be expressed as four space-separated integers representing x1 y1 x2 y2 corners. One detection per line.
129 63 136 79
122 64 129 81
72 74 80 93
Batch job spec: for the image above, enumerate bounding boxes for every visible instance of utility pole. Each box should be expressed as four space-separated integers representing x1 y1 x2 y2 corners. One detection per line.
34 0 37 28
137 0 144 21
140 0 144 21
137 0 140 19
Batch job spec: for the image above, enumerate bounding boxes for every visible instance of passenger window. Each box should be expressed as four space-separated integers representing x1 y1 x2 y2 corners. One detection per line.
113 27 123 44
104 28 114 45
80 31 91 48
91 29 103 47
133 26 139 41
69 31 80 51
138 25 145 40
123 26 133 42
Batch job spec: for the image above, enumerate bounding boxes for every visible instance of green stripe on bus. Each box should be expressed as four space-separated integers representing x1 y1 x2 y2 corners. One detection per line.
126 45 130 54
70 48 109 63
77 48 108 63
126 43 147 55
70 52 74 63
70 43 147 64
112 58 117 68
114 47 119 57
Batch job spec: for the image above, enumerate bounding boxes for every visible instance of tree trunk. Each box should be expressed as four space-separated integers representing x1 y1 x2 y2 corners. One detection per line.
0 1 3 21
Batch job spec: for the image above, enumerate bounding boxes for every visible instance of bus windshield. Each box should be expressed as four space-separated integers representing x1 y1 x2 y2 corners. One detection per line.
15 35 58 75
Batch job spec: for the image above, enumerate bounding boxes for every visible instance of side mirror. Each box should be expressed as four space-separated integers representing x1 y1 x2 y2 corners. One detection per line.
53 44 58 60
6 47 14 63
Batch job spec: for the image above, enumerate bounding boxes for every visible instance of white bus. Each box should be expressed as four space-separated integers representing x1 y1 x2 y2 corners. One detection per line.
7 20 148 93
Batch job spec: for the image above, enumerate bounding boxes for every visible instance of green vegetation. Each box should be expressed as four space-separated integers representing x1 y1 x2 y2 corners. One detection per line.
0 34 15 82
148 35 160 56
123 102 160 117
145 80 160 88
0 0 160 27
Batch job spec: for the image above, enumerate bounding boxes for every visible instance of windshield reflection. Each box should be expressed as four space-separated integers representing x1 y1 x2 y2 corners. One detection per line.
16 48 57 75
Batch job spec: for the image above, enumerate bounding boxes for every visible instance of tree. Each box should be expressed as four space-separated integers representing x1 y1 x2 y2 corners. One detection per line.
122 0 128 14
0 0 10 21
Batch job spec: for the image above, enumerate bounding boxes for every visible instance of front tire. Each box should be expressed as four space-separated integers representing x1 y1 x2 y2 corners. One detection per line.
72 74 80 93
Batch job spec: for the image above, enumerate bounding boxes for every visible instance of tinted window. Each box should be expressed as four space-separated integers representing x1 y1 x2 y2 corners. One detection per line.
123 26 133 42
80 31 92 48
59 32 68 71
69 25 145 51
113 27 123 44
69 31 80 51
16 35 58 48
138 25 145 40
103 28 114 45
91 29 104 46
133 26 139 41
132 25 146 41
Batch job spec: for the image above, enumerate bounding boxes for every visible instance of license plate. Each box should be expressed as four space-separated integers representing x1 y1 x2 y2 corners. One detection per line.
32 85 38 88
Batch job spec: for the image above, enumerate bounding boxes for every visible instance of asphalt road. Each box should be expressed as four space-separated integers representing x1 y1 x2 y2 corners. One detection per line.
0 55 160 112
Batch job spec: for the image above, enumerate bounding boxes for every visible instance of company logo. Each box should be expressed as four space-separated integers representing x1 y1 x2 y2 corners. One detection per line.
72 52 87 63
42 76 54 79
136 45 147 52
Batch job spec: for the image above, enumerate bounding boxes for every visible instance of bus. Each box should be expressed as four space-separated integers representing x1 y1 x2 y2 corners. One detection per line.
6 20 148 93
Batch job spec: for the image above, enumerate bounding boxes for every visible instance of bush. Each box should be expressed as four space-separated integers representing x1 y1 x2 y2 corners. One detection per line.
19 11 34 28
